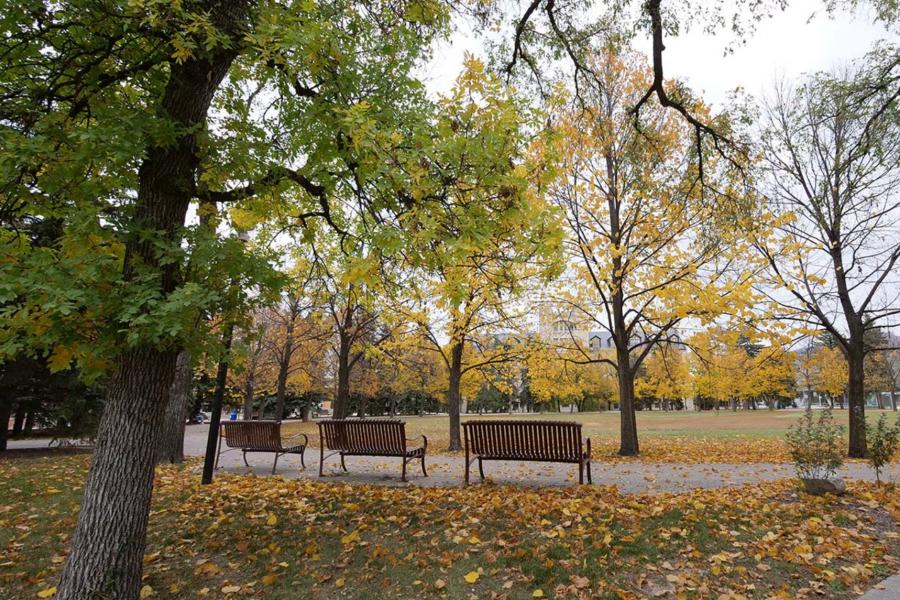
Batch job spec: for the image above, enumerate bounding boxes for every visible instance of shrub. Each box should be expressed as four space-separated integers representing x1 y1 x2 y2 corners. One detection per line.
866 414 900 484
786 408 844 480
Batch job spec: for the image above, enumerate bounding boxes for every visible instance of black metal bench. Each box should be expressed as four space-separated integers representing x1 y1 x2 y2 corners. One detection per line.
463 420 592 484
215 421 308 474
317 419 427 482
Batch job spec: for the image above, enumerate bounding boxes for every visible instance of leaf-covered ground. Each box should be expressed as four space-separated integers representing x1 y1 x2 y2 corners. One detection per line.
1 454 898 600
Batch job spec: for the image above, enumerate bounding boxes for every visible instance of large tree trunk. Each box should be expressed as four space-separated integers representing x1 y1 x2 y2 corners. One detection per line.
156 349 193 464
57 32 242 599
12 403 25 435
612 301 639 455
274 320 294 421
891 390 897 411
58 347 179 599
0 401 10 451
243 373 255 420
446 341 464 451
847 350 867 458
616 362 639 456
333 333 351 420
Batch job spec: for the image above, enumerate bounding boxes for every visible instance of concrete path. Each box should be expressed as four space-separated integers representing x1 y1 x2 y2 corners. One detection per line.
857 574 900 600
6 425 899 494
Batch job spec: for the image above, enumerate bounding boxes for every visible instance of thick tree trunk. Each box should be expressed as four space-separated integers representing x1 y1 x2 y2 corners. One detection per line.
333 334 351 420
891 390 897 411
57 28 243 599
23 411 34 434
58 347 178 599
242 374 254 420
847 350 867 458
12 404 25 435
274 320 294 421
617 364 639 456
156 349 192 464
0 401 10 451
447 341 464 452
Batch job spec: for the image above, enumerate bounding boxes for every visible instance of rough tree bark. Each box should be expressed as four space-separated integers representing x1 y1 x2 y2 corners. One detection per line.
612 277 639 456
446 340 464 452
243 371 255 420
57 23 244 599
333 330 351 420
274 317 294 421
847 348 867 458
0 401 10 451
12 404 24 435
156 349 193 464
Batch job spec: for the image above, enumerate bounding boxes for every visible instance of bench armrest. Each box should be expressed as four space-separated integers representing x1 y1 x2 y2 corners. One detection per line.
406 435 427 451
283 432 309 446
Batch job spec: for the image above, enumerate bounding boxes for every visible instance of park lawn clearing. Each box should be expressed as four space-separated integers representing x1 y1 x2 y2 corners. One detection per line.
280 410 900 463
2 455 899 599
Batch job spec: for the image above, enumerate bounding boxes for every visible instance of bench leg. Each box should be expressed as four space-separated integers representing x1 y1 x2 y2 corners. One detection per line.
478 458 485 481
420 454 427 477
318 444 325 477
340 453 348 472
214 432 223 470
401 457 407 482
272 453 279 475
242 451 250 468
578 461 584 485
464 457 470 485
299 448 306 470
587 460 592 484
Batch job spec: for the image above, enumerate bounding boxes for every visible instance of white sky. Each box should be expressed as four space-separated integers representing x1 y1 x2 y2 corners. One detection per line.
423 0 899 107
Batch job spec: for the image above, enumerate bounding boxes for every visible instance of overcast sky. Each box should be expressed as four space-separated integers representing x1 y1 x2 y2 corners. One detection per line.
423 0 898 107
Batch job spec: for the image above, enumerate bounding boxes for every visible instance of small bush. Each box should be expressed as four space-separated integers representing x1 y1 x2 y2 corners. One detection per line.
866 414 900 484
786 408 844 480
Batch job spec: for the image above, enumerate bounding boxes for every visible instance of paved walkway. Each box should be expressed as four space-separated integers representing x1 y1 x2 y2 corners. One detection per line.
6 425 898 494
858 573 900 600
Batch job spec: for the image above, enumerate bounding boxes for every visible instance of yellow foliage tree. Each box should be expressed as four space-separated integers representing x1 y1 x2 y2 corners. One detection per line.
548 48 756 454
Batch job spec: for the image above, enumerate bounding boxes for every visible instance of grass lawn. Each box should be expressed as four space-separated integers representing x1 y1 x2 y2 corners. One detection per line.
1 454 898 600
282 409 900 463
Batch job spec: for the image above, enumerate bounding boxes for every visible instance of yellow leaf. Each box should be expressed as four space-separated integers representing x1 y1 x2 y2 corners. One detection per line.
261 574 277 586
139 585 154 599
37 588 57 599
533 590 545 598
335 578 345 588
221 585 241 594
464 571 479 584
48 346 74 372
435 579 446 590
266 514 277 526
341 529 359 545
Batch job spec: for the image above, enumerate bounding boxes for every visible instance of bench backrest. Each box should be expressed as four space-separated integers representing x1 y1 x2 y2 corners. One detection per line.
463 420 584 461
318 419 406 454
222 421 283 451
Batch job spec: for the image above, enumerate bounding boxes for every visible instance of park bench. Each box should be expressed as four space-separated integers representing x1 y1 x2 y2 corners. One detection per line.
215 421 308 474
462 420 593 484
317 419 428 482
